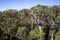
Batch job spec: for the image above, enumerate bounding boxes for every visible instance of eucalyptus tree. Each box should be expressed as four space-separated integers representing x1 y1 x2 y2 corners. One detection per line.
30 5 46 40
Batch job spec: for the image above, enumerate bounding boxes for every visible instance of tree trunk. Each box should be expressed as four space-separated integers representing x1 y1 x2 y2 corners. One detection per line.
31 17 33 30
50 32 54 40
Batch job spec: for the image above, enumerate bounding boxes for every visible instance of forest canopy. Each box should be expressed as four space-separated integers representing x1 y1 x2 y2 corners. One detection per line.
0 4 60 40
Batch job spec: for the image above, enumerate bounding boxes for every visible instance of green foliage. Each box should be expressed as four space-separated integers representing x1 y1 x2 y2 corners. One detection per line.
27 29 45 40
0 4 60 40
16 27 28 40
55 31 60 40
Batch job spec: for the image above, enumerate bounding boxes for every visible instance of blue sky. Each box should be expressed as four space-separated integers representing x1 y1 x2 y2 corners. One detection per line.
0 0 60 11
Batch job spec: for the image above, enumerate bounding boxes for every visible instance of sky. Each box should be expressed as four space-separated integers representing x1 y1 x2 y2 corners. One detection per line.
0 0 60 11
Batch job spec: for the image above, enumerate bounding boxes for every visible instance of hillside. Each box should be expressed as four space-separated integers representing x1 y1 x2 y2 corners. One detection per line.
0 4 60 40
